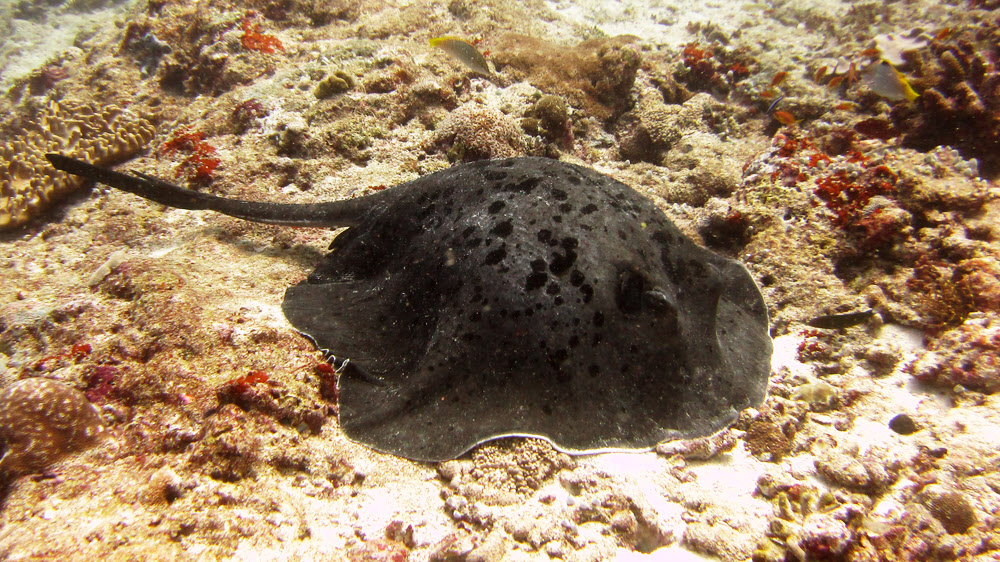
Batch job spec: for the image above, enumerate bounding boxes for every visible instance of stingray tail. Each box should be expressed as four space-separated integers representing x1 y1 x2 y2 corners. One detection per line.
45 154 369 228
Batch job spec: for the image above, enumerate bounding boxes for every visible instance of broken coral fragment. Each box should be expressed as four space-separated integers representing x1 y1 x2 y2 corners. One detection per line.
0 99 155 229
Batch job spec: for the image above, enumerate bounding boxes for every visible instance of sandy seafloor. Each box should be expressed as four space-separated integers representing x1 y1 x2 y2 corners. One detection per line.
1 0 1000 559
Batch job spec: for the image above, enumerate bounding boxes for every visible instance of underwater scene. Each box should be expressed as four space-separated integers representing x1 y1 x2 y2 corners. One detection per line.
1 0 999 559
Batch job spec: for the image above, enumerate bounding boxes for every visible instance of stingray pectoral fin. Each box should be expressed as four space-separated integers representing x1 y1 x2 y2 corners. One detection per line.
45 153 367 228
282 280 428 383
336 331 480 462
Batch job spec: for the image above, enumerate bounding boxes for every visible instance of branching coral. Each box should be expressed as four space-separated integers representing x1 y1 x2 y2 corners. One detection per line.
891 30 1000 178
1 100 155 229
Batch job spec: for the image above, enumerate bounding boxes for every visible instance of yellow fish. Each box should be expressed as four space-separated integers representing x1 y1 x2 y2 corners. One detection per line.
429 37 491 76
862 61 919 102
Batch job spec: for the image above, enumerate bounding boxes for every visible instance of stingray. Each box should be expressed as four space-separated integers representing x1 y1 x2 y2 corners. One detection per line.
46 153 772 461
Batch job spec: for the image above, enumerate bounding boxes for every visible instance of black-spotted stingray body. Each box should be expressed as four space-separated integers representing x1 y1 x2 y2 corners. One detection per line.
46 154 772 462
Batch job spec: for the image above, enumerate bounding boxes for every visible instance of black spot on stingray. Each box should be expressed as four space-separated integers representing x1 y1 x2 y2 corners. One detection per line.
549 241 578 275
55 155 771 463
416 202 436 220
484 244 507 265
545 281 561 295
549 353 571 377
491 219 513 238
581 203 598 215
593 310 604 327
488 200 505 214
559 203 572 214
504 177 540 193
525 272 547 291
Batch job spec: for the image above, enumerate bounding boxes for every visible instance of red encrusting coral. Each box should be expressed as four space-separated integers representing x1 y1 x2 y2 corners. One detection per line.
901 253 1000 330
853 117 897 141
314 362 339 405
160 128 221 182
32 342 92 371
231 98 269 133
240 16 284 54
225 370 270 394
797 329 830 361
677 41 757 97
27 65 70 95
813 166 898 229
217 369 328 433
85 365 119 404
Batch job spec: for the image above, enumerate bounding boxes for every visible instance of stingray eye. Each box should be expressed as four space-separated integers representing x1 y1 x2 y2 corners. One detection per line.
616 270 646 314
642 289 674 314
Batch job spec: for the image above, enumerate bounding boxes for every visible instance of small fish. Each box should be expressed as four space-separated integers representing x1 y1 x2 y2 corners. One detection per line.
834 101 859 111
862 61 919 102
814 66 828 83
766 95 785 114
859 47 881 58
429 36 491 76
806 310 876 329
770 71 788 87
827 75 845 88
934 27 951 41
773 110 798 125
